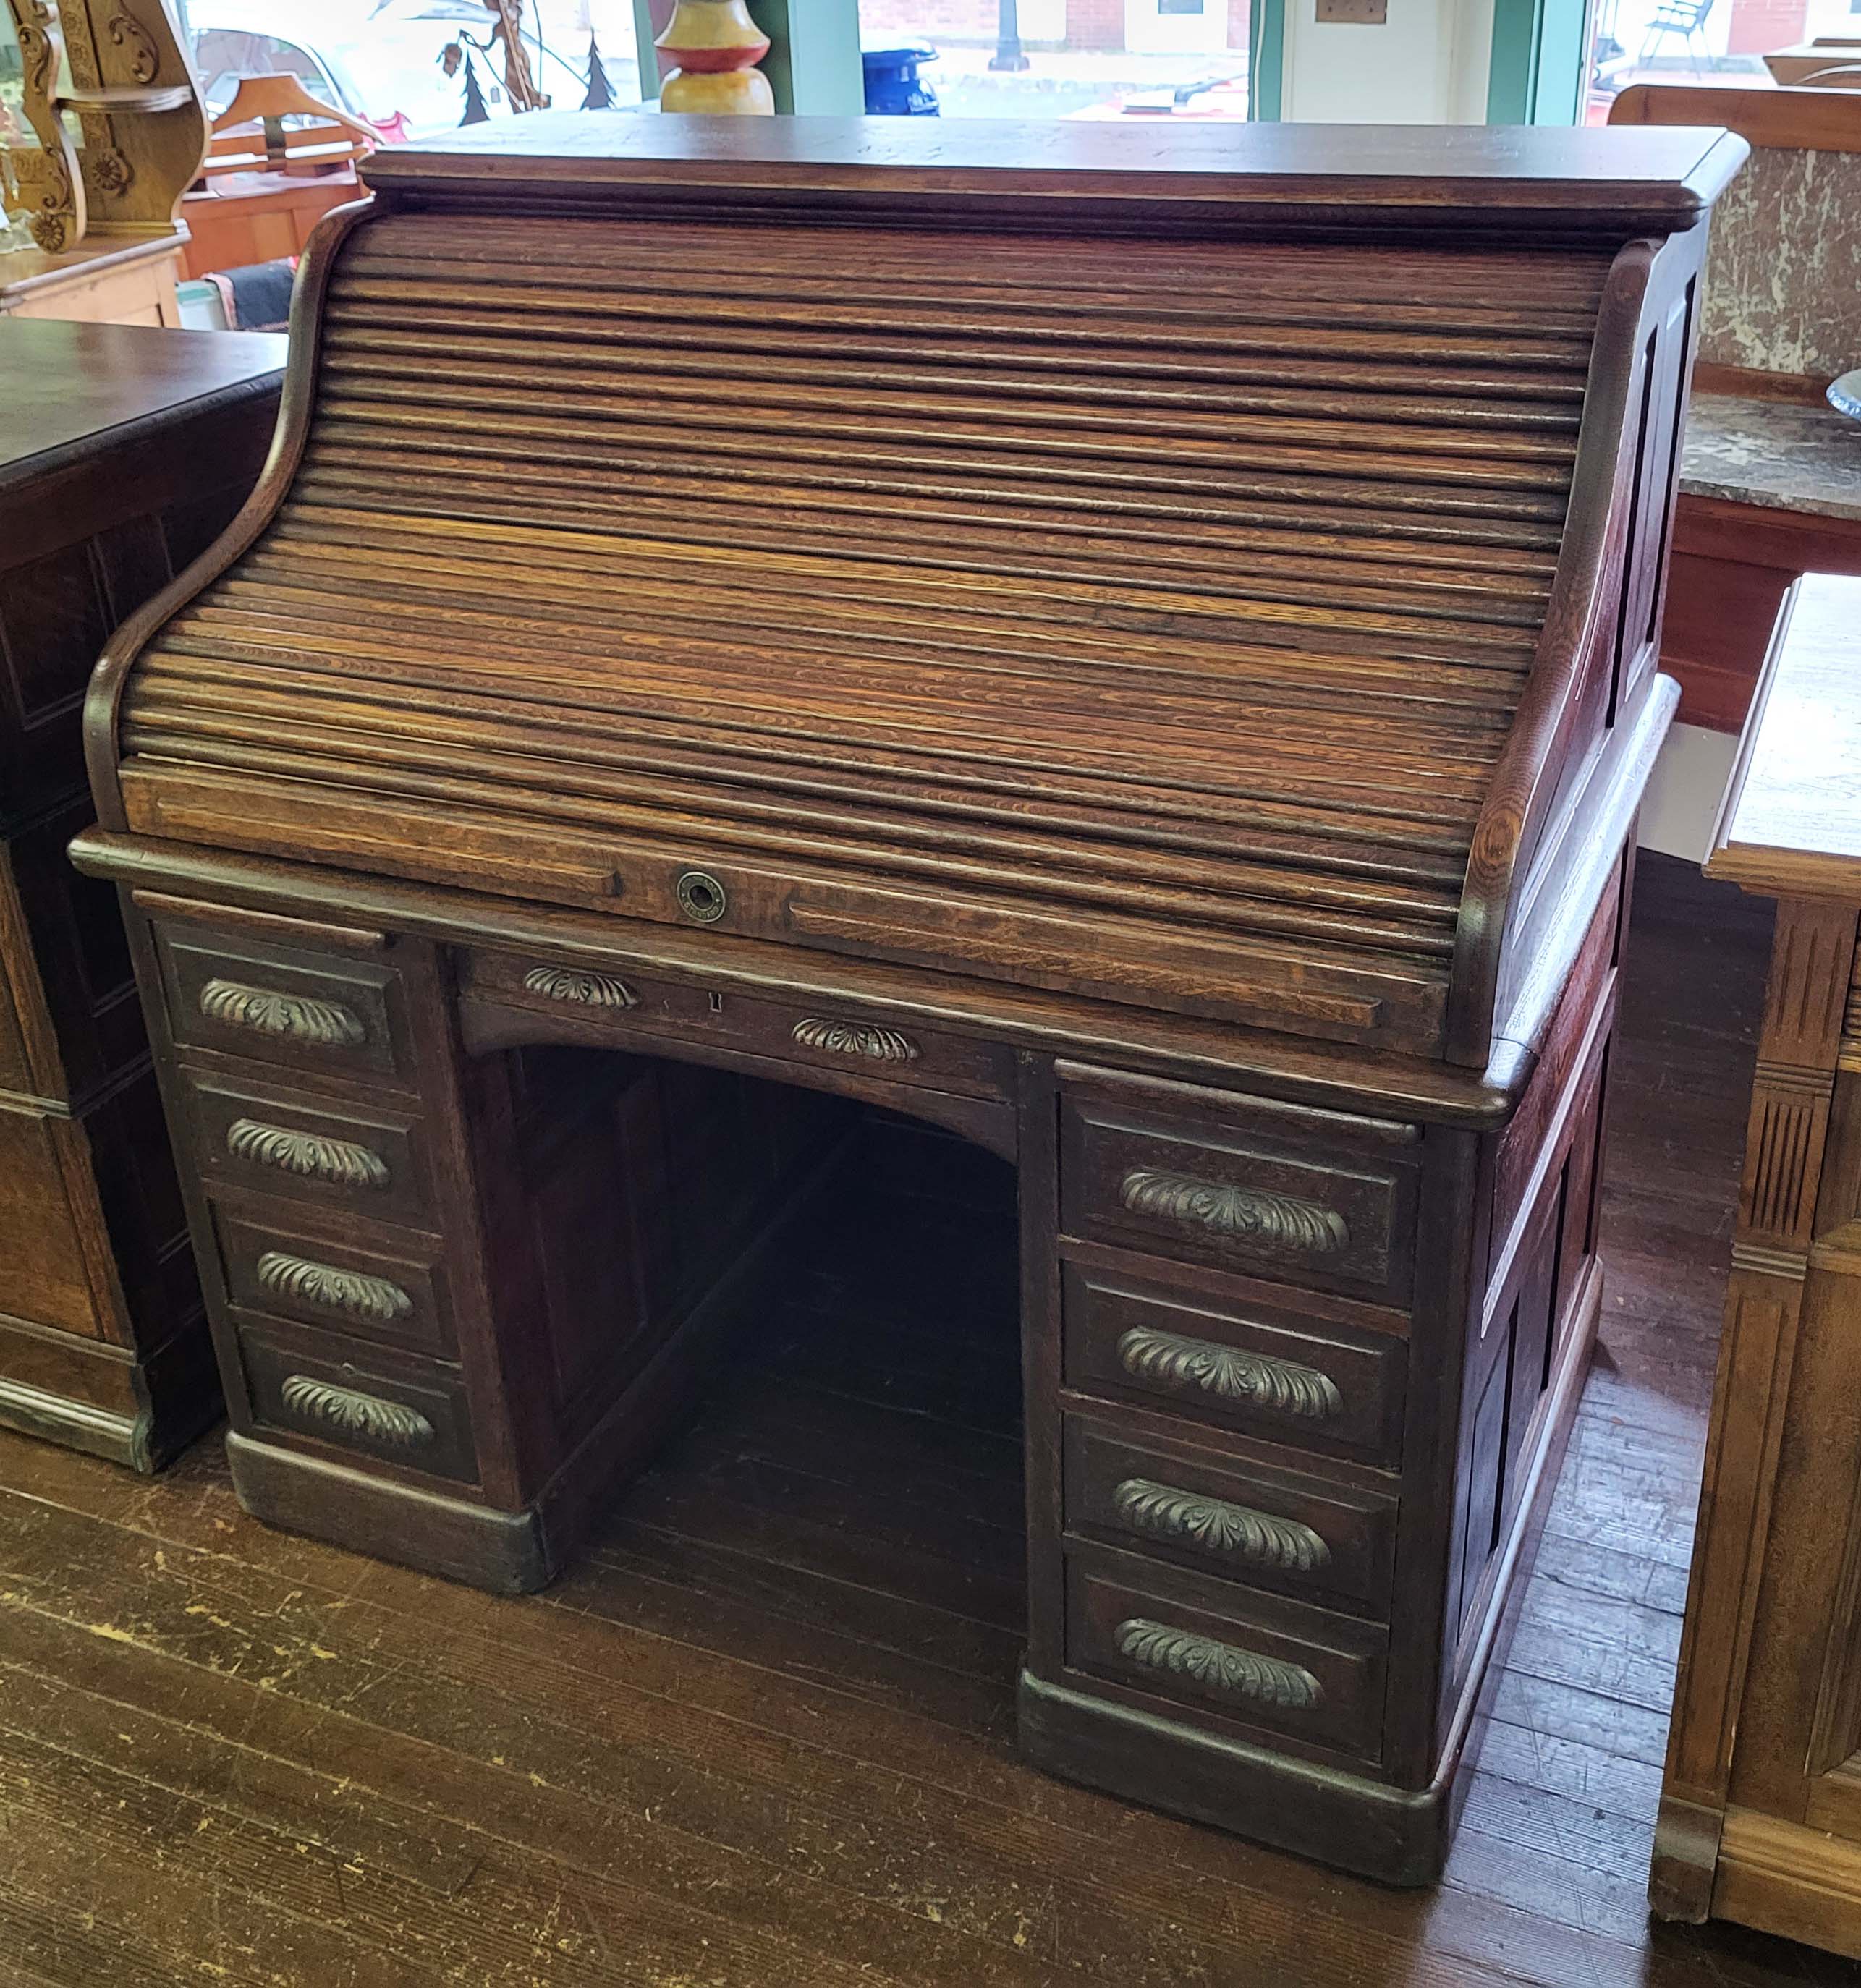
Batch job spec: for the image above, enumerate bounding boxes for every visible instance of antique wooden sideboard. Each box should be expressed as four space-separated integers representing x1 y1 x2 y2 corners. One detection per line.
71 116 1743 1882
0 318 284 1466
1653 574 1861 1952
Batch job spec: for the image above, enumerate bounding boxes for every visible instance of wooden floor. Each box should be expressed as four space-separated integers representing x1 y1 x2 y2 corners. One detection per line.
5 851 1856 1988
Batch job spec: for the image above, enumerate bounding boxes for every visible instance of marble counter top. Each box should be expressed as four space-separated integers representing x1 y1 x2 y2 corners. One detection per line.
1681 391 1861 524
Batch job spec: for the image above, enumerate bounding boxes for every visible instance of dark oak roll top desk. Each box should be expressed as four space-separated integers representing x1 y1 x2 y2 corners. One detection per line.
71 117 1744 1884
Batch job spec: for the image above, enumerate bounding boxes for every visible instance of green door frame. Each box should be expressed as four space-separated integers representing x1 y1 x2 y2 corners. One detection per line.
1487 0 1590 121
1250 0 1285 119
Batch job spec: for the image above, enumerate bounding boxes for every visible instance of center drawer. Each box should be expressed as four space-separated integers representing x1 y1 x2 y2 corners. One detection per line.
463 947 1014 1102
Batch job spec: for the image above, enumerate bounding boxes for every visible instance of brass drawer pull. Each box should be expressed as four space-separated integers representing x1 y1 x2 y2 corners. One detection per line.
1119 1168 1349 1261
522 964 637 1010
226 1118 391 1191
1112 1478 1331 1573
791 1017 920 1064
256 1249 413 1325
1114 1618 1322 1711
199 977 365 1050
279 1375 434 1449
1116 1325 1342 1422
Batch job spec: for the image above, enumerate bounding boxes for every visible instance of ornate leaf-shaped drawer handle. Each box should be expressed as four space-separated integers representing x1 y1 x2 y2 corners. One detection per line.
522 965 638 1009
1119 1168 1349 1260
279 1375 434 1449
1114 1618 1322 1710
255 1250 413 1325
226 1118 391 1190
1116 1326 1343 1422
200 978 366 1050
1111 1478 1332 1573
791 1017 920 1064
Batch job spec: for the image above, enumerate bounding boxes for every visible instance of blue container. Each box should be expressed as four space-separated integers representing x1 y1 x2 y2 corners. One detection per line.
862 46 941 115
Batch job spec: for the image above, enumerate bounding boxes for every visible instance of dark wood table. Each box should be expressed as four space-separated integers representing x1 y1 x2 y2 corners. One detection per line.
0 318 284 1469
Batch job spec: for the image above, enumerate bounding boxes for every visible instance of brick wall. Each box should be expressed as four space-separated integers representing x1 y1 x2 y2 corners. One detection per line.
861 0 999 37
1724 0 1807 51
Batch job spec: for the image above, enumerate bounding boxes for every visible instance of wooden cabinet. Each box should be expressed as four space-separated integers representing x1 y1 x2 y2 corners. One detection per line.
0 318 283 1467
1653 575 1861 1955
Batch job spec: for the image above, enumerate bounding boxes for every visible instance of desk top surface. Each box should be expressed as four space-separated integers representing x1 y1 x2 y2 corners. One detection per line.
363 112 1748 234
1711 572 1861 892
0 320 287 490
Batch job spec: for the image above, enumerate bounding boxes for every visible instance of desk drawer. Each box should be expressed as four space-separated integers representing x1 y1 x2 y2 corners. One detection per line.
151 917 413 1087
232 1313 476 1483
178 1071 436 1231
208 1201 455 1357
464 947 1014 1102
1059 1071 1417 1304
1064 1418 1396 1615
1067 1545 1387 1762
1062 1257 1407 1466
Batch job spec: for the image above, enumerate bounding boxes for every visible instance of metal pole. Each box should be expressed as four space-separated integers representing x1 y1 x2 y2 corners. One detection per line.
989 0 1030 69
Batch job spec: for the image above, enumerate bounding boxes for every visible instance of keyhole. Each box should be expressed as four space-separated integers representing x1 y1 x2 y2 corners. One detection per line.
677 870 728 925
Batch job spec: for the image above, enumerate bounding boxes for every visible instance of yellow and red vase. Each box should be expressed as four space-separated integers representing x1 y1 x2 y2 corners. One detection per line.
656 0 776 114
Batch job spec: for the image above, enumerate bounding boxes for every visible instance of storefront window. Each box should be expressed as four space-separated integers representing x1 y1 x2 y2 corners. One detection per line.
1584 0 1861 120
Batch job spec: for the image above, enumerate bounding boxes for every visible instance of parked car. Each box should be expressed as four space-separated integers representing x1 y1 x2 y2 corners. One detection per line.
190 0 594 140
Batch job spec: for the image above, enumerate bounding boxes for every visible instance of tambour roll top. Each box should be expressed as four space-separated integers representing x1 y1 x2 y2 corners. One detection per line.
88 116 1745 1071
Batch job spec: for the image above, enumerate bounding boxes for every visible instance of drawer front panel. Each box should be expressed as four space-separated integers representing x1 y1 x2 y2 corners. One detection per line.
210 1202 454 1356
153 921 412 1085
1064 1419 1396 1615
1062 1259 1407 1465
1059 1079 1417 1304
232 1314 476 1482
179 1072 435 1229
463 947 1015 1102
1067 1547 1387 1762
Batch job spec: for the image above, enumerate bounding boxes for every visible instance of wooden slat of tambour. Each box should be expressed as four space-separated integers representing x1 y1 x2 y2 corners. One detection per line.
140 623 1504 797
308 399 1576 551
270 497 1548 646
314 387 1580 532
319 354 1590 467
323 302 1598 395
329 267 1605 354
116 717 1464 959
289 464 1556 627
122 676 1475 898
149 616 1511 819
124 661 1476 882
300 431 1565 579
144 624 1506 820
345 217 1613 307
258 513 1544 670
306 411 1567 568
187 565 1537 715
